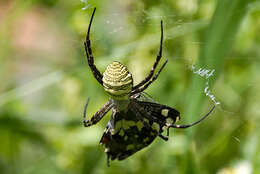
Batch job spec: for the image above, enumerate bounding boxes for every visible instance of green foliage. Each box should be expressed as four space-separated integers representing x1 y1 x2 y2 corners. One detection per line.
0 0 259 174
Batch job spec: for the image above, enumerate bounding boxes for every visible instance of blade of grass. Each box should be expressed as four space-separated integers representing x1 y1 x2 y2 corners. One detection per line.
181 0 252 173
0 71 63 107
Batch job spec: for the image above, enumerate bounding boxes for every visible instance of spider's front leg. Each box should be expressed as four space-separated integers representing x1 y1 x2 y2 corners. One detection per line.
132 20 164 90
83 98 113 127
131 59 168 95
131 20 168 95
84 7 103 85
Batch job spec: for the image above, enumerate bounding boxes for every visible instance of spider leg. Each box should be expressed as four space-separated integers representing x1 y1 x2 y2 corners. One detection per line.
107 155 111 167
132 20 164 90
169 105 215 129
84 7 103 85
83 98 113 127
159 134 169 141
131 59 168 95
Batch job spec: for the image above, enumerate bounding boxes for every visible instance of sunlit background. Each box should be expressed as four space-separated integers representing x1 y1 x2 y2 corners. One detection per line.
0 0 259 174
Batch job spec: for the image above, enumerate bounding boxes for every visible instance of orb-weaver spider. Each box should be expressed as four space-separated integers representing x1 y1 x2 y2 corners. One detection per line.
82 8 215 165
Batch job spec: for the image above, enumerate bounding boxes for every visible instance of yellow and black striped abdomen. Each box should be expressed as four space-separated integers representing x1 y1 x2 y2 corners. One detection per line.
102 61 133 100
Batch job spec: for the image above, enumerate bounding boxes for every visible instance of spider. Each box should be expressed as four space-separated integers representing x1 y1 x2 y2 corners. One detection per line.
82 8 215 165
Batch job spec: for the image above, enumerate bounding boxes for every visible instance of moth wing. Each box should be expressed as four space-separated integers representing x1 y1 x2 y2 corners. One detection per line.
135 101 180 123
134 92 157 103
100 103 157 161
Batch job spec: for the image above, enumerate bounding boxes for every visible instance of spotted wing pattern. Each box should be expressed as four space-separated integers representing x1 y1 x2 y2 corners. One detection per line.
100 99 180 162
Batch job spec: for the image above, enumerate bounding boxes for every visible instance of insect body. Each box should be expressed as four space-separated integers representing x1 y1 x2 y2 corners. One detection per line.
83 8 215 165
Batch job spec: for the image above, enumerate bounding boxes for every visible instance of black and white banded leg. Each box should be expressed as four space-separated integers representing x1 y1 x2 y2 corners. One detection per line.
84 7 103 85
132 21 164 90
131 59 168 95
83 98 113 127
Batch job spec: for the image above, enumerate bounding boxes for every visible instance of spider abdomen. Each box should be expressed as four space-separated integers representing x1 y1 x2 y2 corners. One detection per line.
102 61 133 100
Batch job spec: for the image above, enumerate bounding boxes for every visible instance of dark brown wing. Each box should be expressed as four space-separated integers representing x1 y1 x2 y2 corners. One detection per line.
136 101 180 126
100 99 180 162
100 104 157 161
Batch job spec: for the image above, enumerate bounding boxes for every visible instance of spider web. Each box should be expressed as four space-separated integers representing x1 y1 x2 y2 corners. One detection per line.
79 1 255 125
191 65 220 106
80 0 89 10
78 4 249 150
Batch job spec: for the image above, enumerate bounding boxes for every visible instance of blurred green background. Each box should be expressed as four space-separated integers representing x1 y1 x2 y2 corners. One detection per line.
0 0 259 174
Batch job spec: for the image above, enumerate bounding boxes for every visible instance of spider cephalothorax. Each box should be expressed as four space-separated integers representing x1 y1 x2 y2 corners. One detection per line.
82 8 215 166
